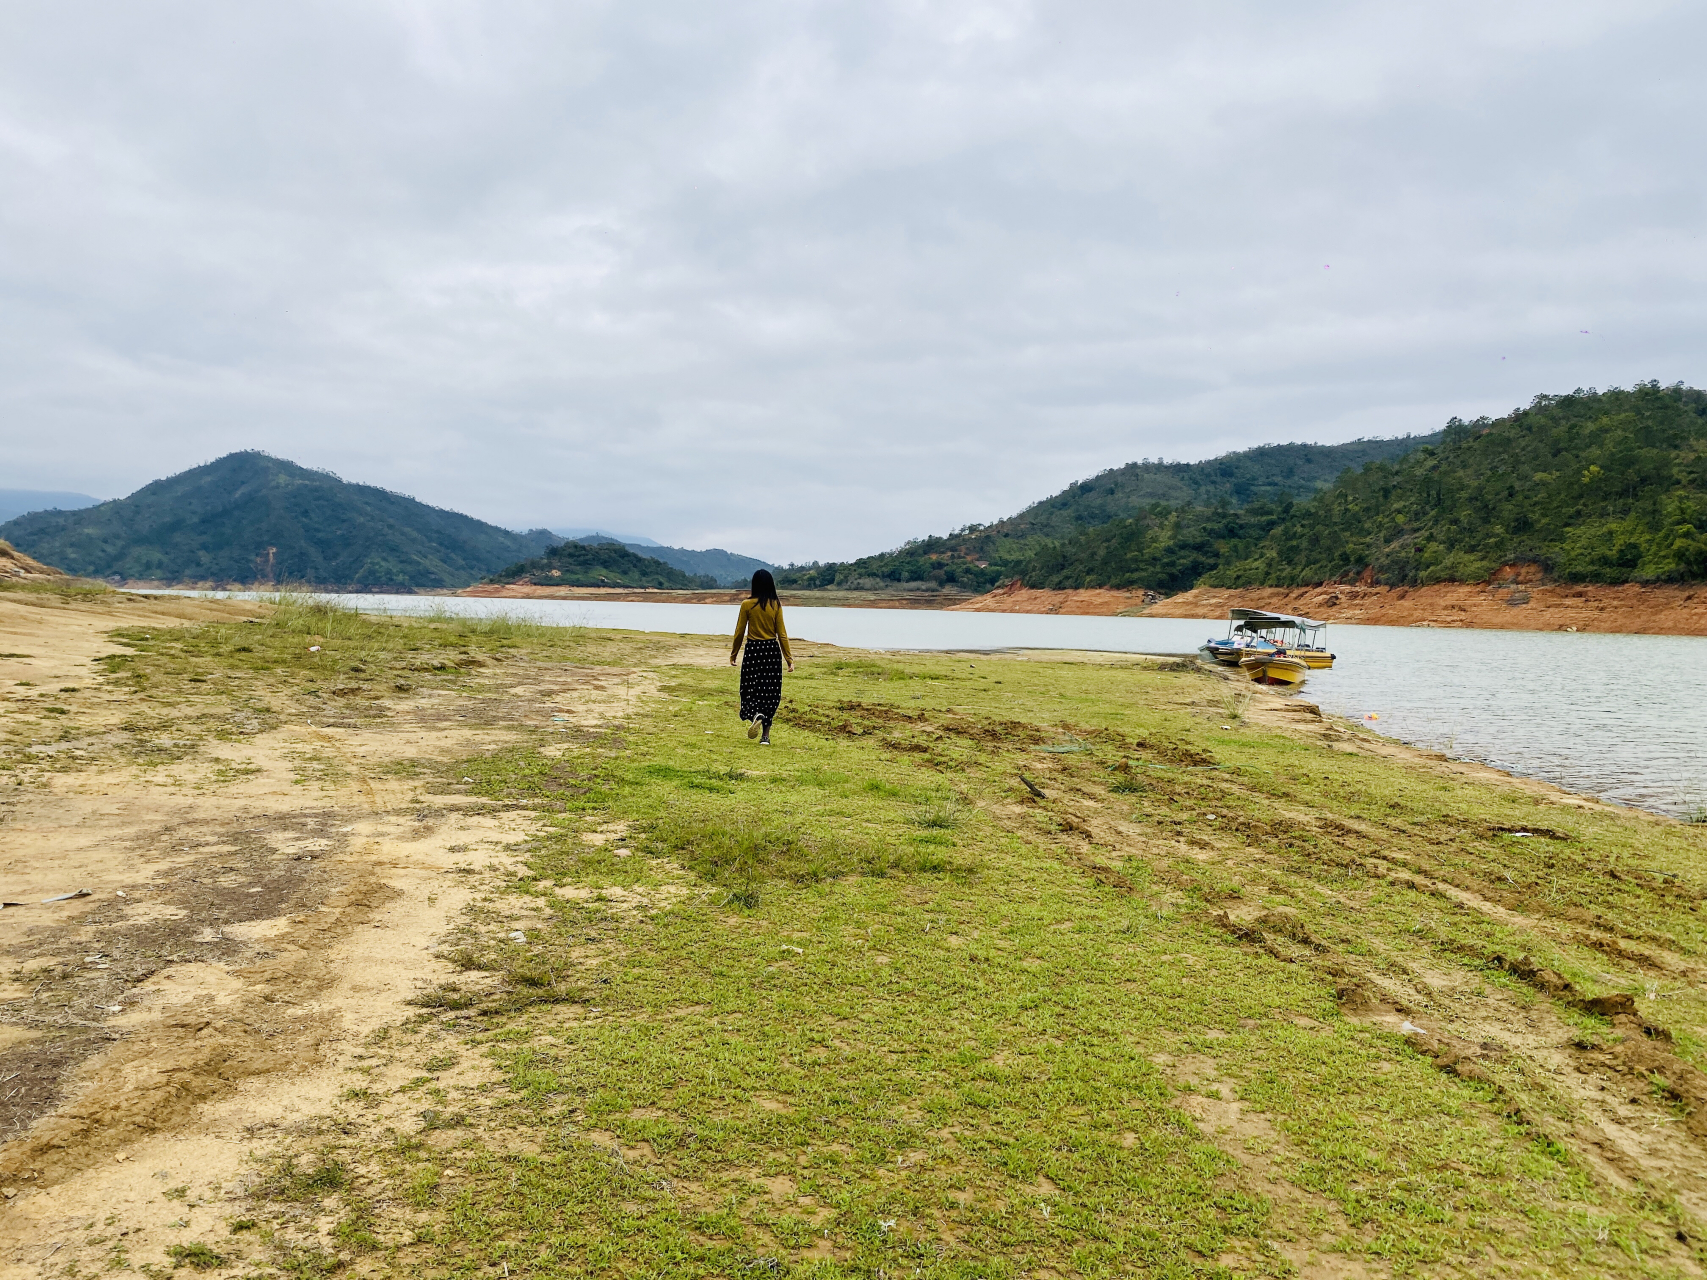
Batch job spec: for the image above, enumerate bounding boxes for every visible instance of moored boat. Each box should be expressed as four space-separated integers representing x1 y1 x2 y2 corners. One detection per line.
1201 608 1335 670
1239 650 1310 686
1200 636 1245 664
1290 644 1335 670
1201 634 1272 665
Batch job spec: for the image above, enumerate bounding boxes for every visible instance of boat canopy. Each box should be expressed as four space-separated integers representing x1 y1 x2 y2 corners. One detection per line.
1227 608 1326 630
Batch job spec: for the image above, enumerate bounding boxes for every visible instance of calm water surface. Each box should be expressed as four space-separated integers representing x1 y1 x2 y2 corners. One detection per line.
160 593 1707 819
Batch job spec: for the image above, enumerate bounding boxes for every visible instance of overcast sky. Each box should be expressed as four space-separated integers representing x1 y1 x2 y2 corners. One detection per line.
3 1 1703 562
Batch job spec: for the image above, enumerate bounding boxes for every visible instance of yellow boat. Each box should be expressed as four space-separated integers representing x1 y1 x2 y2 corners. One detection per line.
1290 645 1336 670
1239 651 1310 686
1201 608 1335 670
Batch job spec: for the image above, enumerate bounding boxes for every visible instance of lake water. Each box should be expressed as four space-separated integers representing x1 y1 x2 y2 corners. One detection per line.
154 592 1707 820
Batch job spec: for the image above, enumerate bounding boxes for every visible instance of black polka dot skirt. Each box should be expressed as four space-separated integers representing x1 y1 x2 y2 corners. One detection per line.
739 638 783 723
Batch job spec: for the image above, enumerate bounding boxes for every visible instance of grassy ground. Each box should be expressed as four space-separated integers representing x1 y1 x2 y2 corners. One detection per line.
8 595 1707 1277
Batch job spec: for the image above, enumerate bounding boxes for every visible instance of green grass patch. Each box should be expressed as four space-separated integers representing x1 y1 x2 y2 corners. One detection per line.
165 1242 226 1270
68 609 1706 1277
340 644 1705 1276
263 1154 350 1202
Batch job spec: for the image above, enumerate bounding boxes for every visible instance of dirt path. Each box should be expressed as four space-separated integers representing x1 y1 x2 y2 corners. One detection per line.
0 592 649 1277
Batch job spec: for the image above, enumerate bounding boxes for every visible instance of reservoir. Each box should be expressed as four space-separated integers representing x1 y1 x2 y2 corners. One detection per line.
159 593 1707 821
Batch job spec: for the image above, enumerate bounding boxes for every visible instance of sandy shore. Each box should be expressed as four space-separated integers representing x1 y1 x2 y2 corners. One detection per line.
949 578 1707 635
0 590 669 1274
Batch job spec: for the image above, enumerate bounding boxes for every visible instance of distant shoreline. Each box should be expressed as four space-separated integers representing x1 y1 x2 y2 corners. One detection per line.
463 577 1707 636
106 576 1706 637
946 579 1707 637
457 582 971 610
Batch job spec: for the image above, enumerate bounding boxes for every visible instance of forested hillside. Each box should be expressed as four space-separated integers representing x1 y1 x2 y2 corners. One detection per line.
0 452 560 590
997 434 1444 542
485 540 715 589
1022 383 1707 592
778 432 1439 592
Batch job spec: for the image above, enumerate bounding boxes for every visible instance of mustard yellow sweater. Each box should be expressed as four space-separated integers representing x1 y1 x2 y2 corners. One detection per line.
731 598 791 663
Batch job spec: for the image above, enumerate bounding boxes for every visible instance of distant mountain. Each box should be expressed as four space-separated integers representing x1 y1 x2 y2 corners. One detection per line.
486 539 715 589
0 489 101 524
1022 383 1707 591
777 430 1443 592
619 542 770 587
552 526 661 547
0 452 561 590
551 530 773 585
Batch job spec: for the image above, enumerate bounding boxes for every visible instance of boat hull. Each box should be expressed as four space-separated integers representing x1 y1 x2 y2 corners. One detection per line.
1239 653 1310 686
1291 647 1336 669
1199 641 1246 666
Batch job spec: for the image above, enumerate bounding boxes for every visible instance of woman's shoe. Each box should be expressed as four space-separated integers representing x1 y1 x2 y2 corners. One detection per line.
747 717 762 739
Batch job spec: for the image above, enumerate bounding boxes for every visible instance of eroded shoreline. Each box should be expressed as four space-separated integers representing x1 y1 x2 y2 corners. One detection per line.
111 576 1707 636
952 579 1707 635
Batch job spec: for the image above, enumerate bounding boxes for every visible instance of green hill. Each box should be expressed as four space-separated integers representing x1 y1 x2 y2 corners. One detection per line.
0 452 560 590
990 433 1445 542
1021 383 1707 591
777 431 1441 592
544 534 773 587
486 540 716 589
629 543 772 587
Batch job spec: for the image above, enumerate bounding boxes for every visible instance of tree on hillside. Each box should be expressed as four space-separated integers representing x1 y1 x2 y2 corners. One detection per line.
1007 384 1707 591
1208 383 1707 586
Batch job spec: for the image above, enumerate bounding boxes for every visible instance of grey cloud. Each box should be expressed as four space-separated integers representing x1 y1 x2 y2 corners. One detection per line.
2 0 1703 562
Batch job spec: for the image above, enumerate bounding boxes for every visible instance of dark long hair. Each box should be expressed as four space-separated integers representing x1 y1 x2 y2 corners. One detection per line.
749 569 779 607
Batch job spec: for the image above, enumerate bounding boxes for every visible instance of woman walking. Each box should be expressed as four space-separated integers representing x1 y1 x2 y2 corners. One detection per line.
730 569 793 744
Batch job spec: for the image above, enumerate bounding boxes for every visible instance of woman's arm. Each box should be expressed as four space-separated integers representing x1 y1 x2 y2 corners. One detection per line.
776 608 793 670
729 600 750 665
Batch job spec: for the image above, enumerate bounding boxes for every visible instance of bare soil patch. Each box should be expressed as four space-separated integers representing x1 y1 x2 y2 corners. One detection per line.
0 591 653 1277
